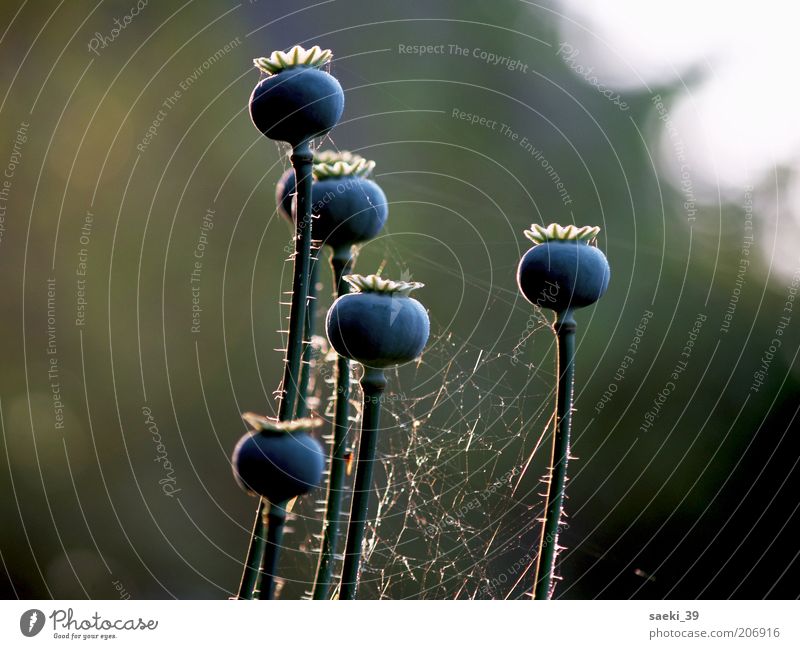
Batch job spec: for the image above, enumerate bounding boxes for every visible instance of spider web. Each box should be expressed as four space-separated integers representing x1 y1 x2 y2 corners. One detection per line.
272 263 558 600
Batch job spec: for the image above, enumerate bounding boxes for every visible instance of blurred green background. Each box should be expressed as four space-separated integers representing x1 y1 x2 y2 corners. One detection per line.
1 0 798 599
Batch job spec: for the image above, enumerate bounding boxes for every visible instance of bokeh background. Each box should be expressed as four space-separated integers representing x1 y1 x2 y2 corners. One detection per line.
1 0 799 599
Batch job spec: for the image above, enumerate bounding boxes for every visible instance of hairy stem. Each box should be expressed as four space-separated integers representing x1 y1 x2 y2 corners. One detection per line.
236 141 314 600
236 510 266 599
311 246 354 600
279 140 315 420
533 309 576 600
338 366 386 600
296 253 320 419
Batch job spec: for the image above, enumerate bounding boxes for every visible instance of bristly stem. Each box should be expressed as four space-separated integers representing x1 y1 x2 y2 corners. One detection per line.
236 510 266 599
339 366 386 600
533 309 576 600
280 139 315 420
296 253 320 419
311 246 354 600
236 140 315 600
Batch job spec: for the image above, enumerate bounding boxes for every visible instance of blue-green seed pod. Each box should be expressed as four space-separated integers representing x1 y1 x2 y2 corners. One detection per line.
232 415 325 503
326 275 429 368
276 156 388 250
250 46 344 146
517 223 610 312
275 151 366 222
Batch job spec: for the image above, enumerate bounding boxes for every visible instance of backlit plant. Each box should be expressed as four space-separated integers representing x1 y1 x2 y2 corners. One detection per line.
235 45 343 600
231 45 613 602
516 223 610 600
276 151 390 599
232 414 325 600
325 274 430 599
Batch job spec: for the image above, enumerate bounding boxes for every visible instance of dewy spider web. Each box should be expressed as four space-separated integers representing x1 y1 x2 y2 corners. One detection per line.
268 265 558 599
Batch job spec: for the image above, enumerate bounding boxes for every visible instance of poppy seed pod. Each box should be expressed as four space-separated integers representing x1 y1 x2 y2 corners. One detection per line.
275 150 366 222
326 275 430 368
276 157 388 249
250 46 344 146
232 415 325 504
517 223 610 312
311 159 387 249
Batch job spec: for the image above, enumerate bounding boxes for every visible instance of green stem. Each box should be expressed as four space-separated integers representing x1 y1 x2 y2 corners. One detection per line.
311 246 354 600
533 309 576 600
256 501 288 600
339 366 386 600
236 141 314 600
296 254 320 419
279 140 315 420
236 509 266 599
